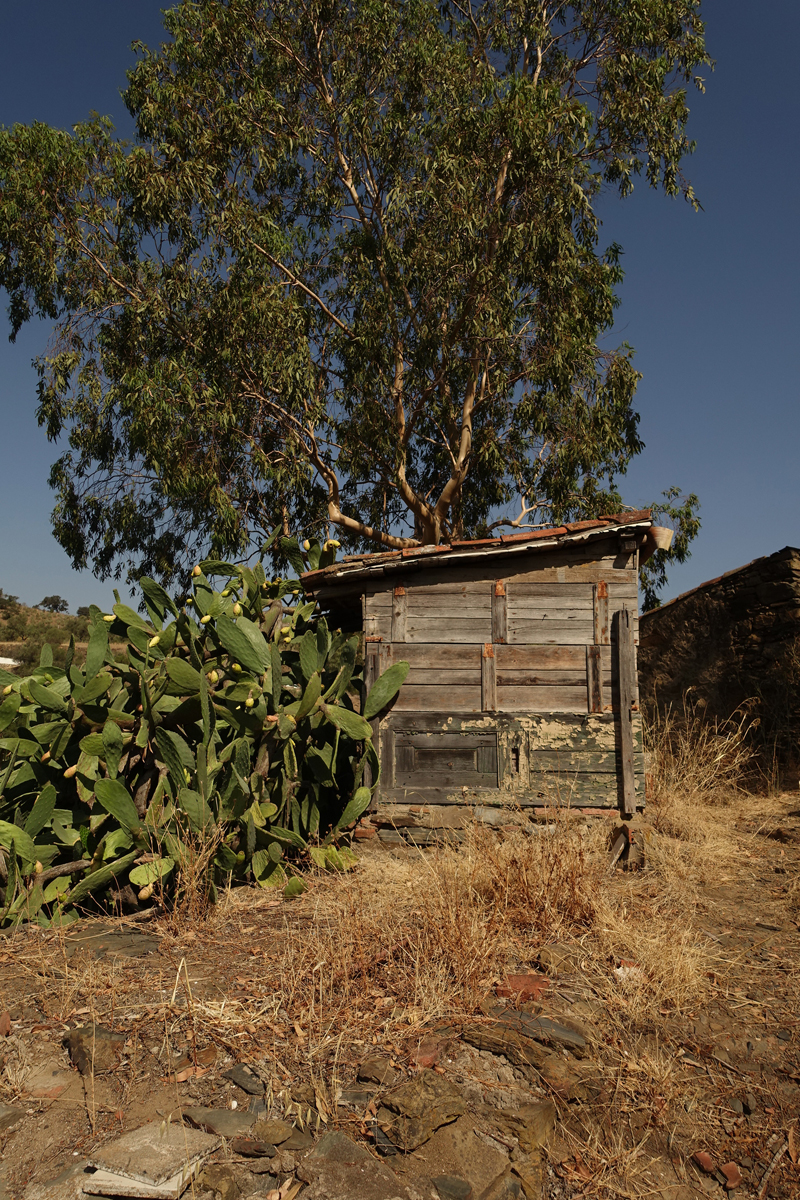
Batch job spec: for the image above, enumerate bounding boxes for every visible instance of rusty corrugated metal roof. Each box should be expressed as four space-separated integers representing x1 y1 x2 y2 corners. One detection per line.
302 510 652 592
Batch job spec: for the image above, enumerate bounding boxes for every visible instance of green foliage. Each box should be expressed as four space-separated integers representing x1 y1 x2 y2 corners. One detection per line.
0 563 407 925
38 596 69 614
639 488 702 612
0 0 709 584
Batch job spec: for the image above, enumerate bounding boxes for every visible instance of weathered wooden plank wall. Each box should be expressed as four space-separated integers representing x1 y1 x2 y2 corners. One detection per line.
353 534 644 811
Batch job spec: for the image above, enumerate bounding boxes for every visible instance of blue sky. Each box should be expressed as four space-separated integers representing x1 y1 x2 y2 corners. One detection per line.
1 1 797 612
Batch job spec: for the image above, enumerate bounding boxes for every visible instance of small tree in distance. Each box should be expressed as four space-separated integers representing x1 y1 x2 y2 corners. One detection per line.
38 595 69 613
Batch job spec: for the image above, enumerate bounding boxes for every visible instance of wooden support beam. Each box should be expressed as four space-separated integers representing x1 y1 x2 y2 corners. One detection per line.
615 606 637 818
586 644 603 713
391 586 407 642
593 581 609 645
492 580 507 643
482 643 497 712
363 640 381 804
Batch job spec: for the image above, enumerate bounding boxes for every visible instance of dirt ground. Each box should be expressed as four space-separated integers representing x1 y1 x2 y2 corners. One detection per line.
0 788 799 1200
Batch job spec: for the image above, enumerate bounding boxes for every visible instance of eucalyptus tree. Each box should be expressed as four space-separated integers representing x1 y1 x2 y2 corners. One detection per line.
0 0 708 585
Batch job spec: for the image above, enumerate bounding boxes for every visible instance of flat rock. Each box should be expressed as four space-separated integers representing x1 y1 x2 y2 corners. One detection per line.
378 1071 466 1151
493 1102 556 1153
251 1118 293 1144
339 1086 375 1109
478 1168 521 1200
538 943 583 975
433 1177 473 1200
0 1102 23 1133
64 924 159 961
282 1129 316 1151
200 1164 240 1200
229 1137 277 1158
88 1124 220 1188
63 1023 126 1075
222 1064 264 1095
358 1054 398 1086
404 1115 506 1193
461 1020 547 1070
22 1161 90 1200
537 1054 589 1101
297 1131 419 1200
182 1107 256 1139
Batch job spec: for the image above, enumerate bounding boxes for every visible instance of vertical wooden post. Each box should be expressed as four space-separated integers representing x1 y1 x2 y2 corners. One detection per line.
593 581 609 645
492 580 507 644
391 586 407 642
586 644 603 713
482 643 496 712
363 638 381 804
615 607 637 818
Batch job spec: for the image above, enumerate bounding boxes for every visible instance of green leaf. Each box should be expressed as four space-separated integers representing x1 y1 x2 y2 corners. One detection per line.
215 615 268 676
295 672 322 721
165 658 202 694
102 721 124 778
40 643 53 669
336 786 372 831
298 629 320 680
231 614 271 672
79 733 105 756
73 672 113 705
280 537 306 577
129 857 174 886
0 821 36 865
0 692 21 732
113 602 152 631
24 784 57 838
93 779 141 834
252 851 286 889
84 622 109 681
28 680 67 714
178 788 214 832
320 703 371 741
139 576 178 625
364 661 410 721
283 875 307 899
68 850 138 906
155 727 188 794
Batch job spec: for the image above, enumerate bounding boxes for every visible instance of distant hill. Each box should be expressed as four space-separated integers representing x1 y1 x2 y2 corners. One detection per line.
0 598 90 671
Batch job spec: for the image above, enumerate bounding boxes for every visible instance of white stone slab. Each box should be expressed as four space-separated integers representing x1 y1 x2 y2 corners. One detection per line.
81 1164 198 1199
86 1123 219 1188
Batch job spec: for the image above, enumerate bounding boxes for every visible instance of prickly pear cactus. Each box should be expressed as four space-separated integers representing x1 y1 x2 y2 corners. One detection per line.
0 538 408 925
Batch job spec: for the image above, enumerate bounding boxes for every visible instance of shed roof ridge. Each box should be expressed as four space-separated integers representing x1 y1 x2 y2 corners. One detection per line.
301 510 652 589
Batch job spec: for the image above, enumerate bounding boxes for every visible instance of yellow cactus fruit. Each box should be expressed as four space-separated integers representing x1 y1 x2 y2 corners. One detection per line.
41 751 51 763
34 861 43 874
207 670 219 684
245 697 255 709
192 565 202 577
138 884 154 901
232 602 242 616
231 663 242 674
200 614 211 624
2 684 12 696
64 764 78 778
280 625 290 635
148 635 160 647
303 539 310 551
221 588 231 597
103 614 115 622
329 539 341 548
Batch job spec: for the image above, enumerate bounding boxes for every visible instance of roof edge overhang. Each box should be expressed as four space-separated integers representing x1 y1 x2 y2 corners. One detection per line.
302 511 653 597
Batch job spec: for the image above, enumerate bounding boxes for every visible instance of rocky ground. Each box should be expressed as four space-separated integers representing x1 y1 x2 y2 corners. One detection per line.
0 791 799 1200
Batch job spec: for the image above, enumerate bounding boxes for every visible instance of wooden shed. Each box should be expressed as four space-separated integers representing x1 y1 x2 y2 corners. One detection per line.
303 511 663 817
